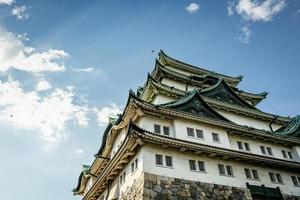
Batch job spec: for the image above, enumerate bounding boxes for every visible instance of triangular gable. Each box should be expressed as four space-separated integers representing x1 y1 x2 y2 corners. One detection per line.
200 79 257 110
274 116 300 138
160 90 230 121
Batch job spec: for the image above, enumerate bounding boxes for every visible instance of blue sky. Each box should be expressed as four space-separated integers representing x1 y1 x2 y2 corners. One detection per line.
0 0 299 199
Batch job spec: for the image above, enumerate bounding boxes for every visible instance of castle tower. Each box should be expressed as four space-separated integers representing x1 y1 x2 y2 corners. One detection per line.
73 51 300 200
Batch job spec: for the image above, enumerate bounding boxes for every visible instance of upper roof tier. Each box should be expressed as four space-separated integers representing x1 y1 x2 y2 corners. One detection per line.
158 50 243 87
160 90 230 122
152 53 268 106
275 116 300 138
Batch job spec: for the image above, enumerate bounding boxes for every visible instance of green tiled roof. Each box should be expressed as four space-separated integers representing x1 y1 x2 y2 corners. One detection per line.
160 90 230 122
274 115 300 138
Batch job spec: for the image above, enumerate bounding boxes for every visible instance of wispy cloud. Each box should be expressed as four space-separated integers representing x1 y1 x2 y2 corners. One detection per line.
0 0 14 5
11 5 29 20
227 1 235 16
72 67 97 73
36 79 52 91
237 25 251 43
0 78 89 143
235 0 286 22
95 103 122 126
17 32 29 41
185 3 200 14
227 0 286 44
294 9 300 15
0 25 67 73
76 149 84 154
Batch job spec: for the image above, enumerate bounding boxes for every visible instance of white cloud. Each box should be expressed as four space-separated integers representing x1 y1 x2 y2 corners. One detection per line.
76 149 84 154
185 3 200 14
17 33 29 41
237 25 252 43
0 0 14 5
235 0 286 22
11 5 29 20
0 25 68 73
72 67 96 72
96 103 122 126
36 79 52 91
227 1 235 16
0 79 89 143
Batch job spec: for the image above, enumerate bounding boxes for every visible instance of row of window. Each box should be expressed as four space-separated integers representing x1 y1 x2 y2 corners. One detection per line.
154 154 299 186
154 124 296 161
119 158 138 185
154 125 221 142
238 142 294 161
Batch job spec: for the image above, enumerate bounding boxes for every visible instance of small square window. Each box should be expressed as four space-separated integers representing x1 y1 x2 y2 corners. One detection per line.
189 160 196 170
260 146 266 154
187 127 195 137
154 124 161 134
196 129 204 139
244 143 250 151
165 156 173 167
267 147 273 155
237 141 243 150
244 168 252 179
155 154 163 165
218 164 225 175
212 133 220 142
288 151 293 159
276 173 283 184
198 161 205 172
269 172 275 182
135 159 138 169
291 176 299 186
120 175 123 184
282 150 287 158
226 165 233 176
163 126 170 136
131 162 135 173
252 170 259 180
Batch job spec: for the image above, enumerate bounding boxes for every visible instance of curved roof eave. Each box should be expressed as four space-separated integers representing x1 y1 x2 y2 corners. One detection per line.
274 115 300 138
158 50 243 85
200 79 258 110
159 90 231 122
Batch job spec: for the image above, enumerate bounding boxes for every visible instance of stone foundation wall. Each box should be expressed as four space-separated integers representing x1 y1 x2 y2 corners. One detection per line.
143 173 252 200
283 194 300 200
120 173 144 200
120 172 300 200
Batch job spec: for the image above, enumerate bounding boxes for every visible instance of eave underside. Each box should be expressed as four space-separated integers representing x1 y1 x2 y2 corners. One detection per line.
140 77 289 124
83 123 300 200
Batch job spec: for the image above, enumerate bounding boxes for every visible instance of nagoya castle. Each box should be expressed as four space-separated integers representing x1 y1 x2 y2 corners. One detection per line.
73 51 300 200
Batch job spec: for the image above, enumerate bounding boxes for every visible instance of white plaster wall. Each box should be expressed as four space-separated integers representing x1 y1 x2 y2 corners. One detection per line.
161 78 188 91
84 177 94 196
152 94 175 105
292 146 300 161
97 150 143 200
138 115 230 148
118 151 143 195
138 115 175 138
173 118 231 149
228 134 298 162
110 128 126 159
142 145 300 196
165 65 191 76
97 188 107 200
138 115 299 162
218 110 282 131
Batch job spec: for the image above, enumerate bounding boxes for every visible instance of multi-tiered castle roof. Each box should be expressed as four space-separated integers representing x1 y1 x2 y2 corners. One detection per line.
73 51 300 200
